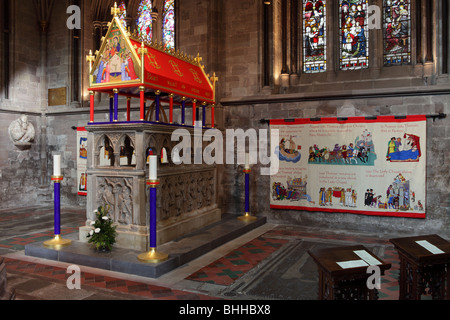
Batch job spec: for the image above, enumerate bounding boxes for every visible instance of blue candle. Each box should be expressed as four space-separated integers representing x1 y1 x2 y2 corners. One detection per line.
149 187 157 248
245 172 250 213
54 181 61 235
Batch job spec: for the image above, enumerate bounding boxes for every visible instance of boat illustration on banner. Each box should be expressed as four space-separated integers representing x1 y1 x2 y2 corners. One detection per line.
275 136 302 163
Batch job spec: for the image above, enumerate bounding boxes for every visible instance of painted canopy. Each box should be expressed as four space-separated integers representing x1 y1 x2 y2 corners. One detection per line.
88 15 216 104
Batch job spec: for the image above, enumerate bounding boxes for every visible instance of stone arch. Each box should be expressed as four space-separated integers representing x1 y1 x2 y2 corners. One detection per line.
144 133 158 163
160 135 172 164
96 134 115 167
117 133 136 150
118 133 136 166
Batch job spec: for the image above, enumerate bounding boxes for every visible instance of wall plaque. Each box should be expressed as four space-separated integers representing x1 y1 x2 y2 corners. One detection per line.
48 87 67 106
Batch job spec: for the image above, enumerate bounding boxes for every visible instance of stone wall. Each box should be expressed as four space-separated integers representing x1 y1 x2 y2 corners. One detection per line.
0 113 45 208
46 112 91 207
192 0 450 237
6 0 42 112
0 0 93 209
219 94 450 237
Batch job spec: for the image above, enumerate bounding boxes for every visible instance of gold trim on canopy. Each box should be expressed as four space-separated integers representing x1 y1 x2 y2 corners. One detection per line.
87 3 217 105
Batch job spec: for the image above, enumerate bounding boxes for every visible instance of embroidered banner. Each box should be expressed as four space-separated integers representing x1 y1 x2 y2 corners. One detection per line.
77 128 88 196
270 116 427 219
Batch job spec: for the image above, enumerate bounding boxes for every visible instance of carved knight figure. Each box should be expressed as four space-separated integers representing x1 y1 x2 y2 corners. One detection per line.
8 115 35 150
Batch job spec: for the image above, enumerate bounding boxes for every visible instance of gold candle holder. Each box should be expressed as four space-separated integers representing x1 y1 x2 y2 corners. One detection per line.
137 248 169 263
43 234 72 249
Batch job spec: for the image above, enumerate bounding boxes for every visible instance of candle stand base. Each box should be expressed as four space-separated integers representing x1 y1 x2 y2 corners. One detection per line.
43 235 72 249
238 212 258 222
138 248 169 263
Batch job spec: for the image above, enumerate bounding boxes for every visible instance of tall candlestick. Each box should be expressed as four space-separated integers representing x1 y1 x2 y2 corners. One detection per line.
54 155 61 177
238 160 257 222
44 157 71 249
138 160 168 263
149 155 157 180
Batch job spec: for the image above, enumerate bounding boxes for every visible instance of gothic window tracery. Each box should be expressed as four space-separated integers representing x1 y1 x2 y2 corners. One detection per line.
118 1 127 29
383 0 411 66
303 0 326 73
339 0 369 71
137 0 153 42
162 0 175 49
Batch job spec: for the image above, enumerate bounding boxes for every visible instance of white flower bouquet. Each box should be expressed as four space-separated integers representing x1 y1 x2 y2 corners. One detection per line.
86 205 117 252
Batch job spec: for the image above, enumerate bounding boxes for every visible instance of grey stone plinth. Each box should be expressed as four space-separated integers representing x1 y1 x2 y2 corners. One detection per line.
26 215 266 279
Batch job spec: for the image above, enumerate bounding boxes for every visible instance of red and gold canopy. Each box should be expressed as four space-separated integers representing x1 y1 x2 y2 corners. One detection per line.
87 7 217 105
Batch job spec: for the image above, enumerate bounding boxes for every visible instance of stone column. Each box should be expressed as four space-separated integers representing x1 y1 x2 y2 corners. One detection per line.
280 0 289 89
34 0 55 188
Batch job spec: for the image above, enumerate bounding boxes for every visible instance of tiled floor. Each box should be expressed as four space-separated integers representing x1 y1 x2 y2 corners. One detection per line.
0 205 411 301
186 236 289 286
4 257 217 300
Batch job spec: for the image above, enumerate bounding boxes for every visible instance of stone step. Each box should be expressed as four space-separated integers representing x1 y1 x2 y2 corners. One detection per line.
24 214 267 279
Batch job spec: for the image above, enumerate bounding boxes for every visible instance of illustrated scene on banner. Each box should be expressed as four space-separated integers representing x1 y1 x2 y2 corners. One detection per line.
270 117 427 219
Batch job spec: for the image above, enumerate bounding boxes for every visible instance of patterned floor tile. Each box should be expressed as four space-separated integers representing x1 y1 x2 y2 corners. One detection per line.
186 236 289 286
0 227 79 251
4 257 218 300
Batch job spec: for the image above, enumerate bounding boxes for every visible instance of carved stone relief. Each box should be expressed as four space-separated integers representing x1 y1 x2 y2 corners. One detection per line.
8 115 35 150
149 170 216 223
96 177 134 225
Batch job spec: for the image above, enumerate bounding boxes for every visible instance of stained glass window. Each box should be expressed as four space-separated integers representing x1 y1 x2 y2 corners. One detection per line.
383 0 411 66
137 0 153 42
339 0 369 70
118 1 127 29
303 1 326 73
163 0 175 49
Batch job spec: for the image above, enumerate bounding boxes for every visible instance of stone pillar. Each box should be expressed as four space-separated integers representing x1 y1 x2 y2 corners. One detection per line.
0 258 15 300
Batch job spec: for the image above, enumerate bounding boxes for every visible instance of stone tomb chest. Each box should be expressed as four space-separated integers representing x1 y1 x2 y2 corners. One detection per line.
80 122 221 251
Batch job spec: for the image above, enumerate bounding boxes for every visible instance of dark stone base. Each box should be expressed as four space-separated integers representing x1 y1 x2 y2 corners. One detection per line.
25 215 266 279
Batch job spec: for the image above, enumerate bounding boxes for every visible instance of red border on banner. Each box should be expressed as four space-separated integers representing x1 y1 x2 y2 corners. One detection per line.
270 115 427 219
270 205 426 219
270 115 427 126
77 127 88 196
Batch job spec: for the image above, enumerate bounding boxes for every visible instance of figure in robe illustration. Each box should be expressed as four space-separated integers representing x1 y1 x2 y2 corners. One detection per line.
126 51 139 80
121 55 131 81
387 133 421 162
96 59 105 84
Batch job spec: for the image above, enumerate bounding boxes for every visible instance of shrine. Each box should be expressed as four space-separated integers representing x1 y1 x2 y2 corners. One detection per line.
1 0 450 305
79 5 220 252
